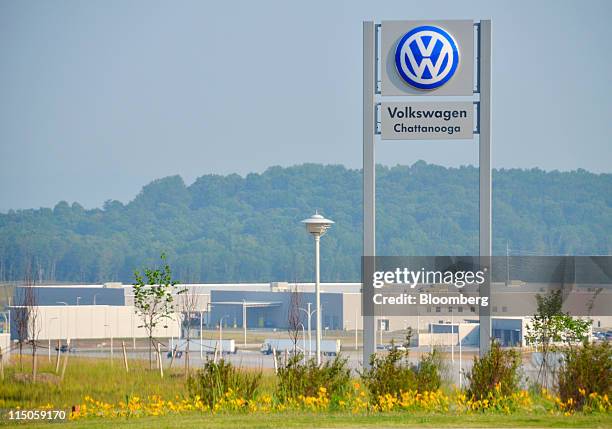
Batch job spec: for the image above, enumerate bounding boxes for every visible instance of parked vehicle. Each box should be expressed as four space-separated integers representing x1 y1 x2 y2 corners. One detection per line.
593 331 611 342
260 338 341 356
171 339 236 355
54 344 76 353
386 344 407 352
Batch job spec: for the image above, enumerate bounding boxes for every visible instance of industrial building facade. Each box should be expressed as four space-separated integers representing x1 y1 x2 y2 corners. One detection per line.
6 281 610 348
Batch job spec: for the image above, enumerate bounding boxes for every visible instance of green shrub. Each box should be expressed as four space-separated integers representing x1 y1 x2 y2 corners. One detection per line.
275 354 351 403
416 349 443 392
466 342 521 400
361 347 415 399
361 348 442 399
557 341 612 411
187 358 261 408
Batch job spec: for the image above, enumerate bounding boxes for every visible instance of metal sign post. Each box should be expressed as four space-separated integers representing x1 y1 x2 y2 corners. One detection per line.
362 20 492 367
362 21 376 368
478 20 492 357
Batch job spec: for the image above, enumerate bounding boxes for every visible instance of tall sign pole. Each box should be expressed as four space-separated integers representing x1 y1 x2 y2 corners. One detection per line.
478 20 492 356
362 21 376 368
362 20 493 366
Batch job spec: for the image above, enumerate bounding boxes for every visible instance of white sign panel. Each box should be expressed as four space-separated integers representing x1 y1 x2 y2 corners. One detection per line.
381 20 474 96
381 102 474 140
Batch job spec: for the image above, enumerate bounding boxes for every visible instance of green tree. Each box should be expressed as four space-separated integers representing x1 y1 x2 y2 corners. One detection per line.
525 290 592 388
133 253 185 370
0 163 610 283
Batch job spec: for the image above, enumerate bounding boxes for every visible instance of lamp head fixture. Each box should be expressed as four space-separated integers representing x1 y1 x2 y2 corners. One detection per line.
301 210 334 237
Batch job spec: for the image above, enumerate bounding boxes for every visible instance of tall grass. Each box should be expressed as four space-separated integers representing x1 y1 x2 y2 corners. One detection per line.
0 356 187 409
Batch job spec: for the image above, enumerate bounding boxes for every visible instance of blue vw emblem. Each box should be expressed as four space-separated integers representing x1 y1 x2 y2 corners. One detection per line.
394 25 460 90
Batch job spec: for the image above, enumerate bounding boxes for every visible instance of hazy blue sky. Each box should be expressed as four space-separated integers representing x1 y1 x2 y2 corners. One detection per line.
1 0 611 211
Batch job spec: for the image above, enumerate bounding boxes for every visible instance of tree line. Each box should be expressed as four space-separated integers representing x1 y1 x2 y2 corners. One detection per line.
0 162 610 283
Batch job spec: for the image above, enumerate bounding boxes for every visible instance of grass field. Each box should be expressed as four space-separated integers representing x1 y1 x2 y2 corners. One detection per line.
0 356 190 410
1 355 610 428
5 412 612 428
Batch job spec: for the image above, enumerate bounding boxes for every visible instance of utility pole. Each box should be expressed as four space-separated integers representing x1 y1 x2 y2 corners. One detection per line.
506 240 510 285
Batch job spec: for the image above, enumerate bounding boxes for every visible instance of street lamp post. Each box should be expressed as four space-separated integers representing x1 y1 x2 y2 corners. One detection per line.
75 297 81 348
200 311 204 360
218 314 230 356
242 300 247 347
131 311 135 351
299 303 315 357
301 211 334 365
355 309 359 350
56 302 68 346
451 310 455 363
459 323 463 389
48 317 58 362
104 323 113 365
298 323 306 363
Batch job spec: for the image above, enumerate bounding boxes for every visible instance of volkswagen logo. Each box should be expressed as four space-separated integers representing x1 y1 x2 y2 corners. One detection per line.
394 25 460 90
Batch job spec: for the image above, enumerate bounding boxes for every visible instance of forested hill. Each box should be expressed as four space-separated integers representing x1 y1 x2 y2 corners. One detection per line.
1 162 610 283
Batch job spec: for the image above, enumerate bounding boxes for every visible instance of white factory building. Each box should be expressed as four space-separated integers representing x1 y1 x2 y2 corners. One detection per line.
5 281 611 349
